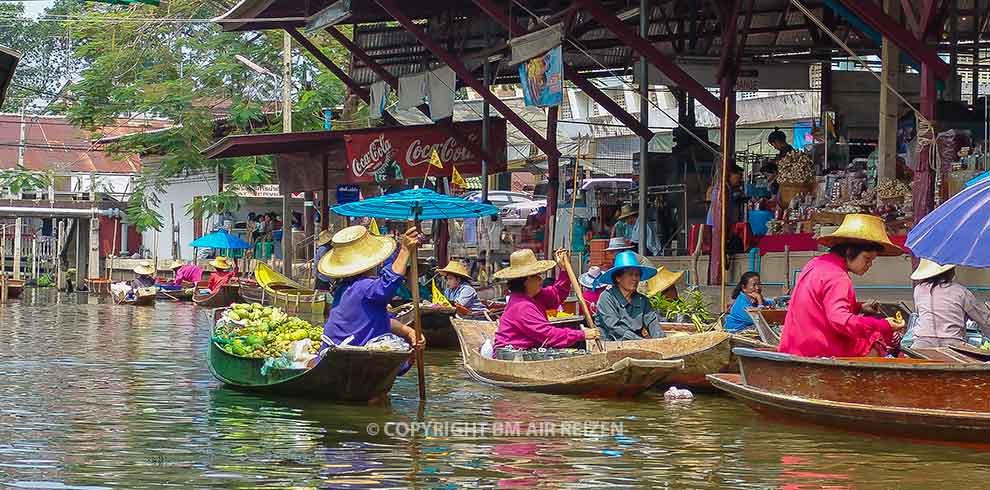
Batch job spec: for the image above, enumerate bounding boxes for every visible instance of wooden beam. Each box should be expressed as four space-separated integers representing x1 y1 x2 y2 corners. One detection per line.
285 27 369 101
326 26 398 87
375 0 560 159
899 0 922 35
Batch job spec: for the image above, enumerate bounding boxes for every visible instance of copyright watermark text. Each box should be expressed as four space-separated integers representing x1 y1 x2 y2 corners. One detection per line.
366 421 624 438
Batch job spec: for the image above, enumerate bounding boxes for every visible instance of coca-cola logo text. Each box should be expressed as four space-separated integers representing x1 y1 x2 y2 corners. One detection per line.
406 137 475 167
351 134 392 177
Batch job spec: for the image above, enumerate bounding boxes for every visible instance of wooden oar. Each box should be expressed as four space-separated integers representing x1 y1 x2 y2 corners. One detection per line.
407 221 427 401
558 249 603 352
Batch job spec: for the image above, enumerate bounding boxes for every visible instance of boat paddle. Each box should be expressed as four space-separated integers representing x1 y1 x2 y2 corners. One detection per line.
558 249 604 353
406 221 427 401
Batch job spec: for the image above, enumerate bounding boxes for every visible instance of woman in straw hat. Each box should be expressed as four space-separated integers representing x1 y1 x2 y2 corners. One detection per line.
168 259 202 287
206 256 238 293
779 214 907 358
313 229 335 292
910 259 990 348
438 261 485 314
610 204 638 241
130 261 157 290
493 249 600 351
593 251 664 341
318 225 425 349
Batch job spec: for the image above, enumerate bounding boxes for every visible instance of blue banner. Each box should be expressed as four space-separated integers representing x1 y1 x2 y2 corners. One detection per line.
518 46 563 108
336 184 360 204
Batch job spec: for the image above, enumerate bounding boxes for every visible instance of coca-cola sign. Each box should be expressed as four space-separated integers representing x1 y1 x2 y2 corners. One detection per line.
344 119 507 183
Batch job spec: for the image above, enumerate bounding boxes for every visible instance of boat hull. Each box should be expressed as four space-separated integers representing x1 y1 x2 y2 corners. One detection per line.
709 373 990 444
4 280 24 299
193 283 240 308
207 309 411 402
734 348 990 412
453 319 683 397
395 304 460 349
605 331 734 389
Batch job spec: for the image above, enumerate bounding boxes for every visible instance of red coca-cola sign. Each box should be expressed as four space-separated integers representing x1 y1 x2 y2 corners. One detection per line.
344 119 507 183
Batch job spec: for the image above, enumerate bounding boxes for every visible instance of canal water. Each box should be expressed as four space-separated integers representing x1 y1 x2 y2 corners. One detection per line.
2 291 988 489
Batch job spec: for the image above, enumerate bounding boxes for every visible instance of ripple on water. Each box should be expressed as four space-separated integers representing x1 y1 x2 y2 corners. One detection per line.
1 290 989 489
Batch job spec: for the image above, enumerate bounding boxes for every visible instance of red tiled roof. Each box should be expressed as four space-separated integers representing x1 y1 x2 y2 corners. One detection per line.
0 114 170 174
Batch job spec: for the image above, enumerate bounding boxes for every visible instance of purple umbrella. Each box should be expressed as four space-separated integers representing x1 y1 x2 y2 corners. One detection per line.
906 174 990 267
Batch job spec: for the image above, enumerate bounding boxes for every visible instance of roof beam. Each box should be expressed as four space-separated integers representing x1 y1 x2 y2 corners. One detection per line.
834 0 950 79
469 0 653 140
899 0 922 35
285 27 369 101
374 0 560 159
325 26 398 87
572 0 726 119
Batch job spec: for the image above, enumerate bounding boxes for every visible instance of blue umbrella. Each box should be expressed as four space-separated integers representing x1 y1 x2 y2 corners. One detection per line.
332 187 498 220
906 174 990 267
189 229 251 250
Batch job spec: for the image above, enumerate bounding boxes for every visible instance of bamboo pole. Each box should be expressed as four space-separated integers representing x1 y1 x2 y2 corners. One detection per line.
567 157 581 273
13 218 21 281
719 97 730 311
408 234 427 401
559 249 602 352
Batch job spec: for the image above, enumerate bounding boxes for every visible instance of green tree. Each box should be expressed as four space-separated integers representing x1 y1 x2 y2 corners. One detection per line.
62 0 349 231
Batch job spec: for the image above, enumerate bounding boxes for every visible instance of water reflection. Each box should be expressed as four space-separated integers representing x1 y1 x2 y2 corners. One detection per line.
1 297 989 488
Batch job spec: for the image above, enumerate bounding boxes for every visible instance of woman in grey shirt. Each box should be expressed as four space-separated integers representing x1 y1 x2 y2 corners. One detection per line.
910 259 990 348
594 251 666 341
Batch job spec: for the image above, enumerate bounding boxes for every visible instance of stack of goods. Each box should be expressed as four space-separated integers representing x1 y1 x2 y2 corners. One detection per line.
874 179 912 222
589 239 609 268
214 303 322 358
777 151 816 207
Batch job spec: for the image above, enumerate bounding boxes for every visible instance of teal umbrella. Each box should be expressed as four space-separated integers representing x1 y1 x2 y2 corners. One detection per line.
332 187 498 220
190 229 251 249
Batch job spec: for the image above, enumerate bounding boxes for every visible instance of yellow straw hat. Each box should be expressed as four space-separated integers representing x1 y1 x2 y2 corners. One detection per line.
133 261 155 276
616 204 638 220
317 229 334 247
437 261 473 281
910 259 956 281
816 213 903 256
318 225 397 279
210 256 234 270
638 267 685 297
493 249 557 280
168 259 185 270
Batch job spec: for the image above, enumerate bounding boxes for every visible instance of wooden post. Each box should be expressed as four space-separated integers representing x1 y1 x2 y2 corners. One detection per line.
408 238 427 401
13 218 21 280
281 30 294 280
88 217 101 281
31 239 37 281
877 0 901 182
56 220 66 290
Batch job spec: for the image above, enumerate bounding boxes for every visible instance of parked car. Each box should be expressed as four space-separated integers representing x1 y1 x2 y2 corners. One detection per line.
465 190 534 208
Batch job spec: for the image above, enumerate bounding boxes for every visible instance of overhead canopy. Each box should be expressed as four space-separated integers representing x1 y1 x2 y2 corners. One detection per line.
0 46 21 109
213 0 470 32
202 129 347 159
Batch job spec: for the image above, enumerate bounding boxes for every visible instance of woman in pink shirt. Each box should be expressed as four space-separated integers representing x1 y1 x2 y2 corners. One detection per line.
493 249 600 351
779 214 906 358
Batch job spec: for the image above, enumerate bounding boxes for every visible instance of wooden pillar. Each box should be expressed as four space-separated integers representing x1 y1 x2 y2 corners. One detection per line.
877 0 901 182
637 0 649 255
13 218 21 280
76 218 88 287
436 178 450 266
56 220 66 290
88 217 101 280
545 106 560 258
710 70 738 287
281 30 294 278
914 65 938 223
303 191 315 262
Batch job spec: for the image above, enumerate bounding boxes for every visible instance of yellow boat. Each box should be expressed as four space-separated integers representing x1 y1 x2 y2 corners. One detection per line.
240 262 327 316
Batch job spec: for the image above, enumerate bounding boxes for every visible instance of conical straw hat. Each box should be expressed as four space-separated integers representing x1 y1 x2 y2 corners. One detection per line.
133 261 155 276
493 249 557 280
816 213 903 256
437 261 473 281
210 256 234 270
639 267 685 297
318 225 397 279
910 259 956 281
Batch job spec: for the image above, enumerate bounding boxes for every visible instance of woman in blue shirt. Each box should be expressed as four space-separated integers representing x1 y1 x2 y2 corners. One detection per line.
724 272 775 333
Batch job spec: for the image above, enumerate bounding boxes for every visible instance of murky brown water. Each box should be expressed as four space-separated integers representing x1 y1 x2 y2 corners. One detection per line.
2 289 989 489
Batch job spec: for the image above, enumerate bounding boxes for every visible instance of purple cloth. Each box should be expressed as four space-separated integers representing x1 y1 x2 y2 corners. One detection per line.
322 257 404 347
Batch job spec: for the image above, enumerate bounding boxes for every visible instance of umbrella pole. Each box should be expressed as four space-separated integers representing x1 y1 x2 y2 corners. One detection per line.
408 241 427 401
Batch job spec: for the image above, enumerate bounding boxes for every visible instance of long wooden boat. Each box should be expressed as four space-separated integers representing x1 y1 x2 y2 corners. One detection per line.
111 287 157 306
157 287 193 301
708 347 990 442
193 282 240 308
605 331 734 389
207 309 412 402
245 263 327 315
393 303 460 349
4 279 24 299
452 319 683 397
86 278 111 295
745 308 785 345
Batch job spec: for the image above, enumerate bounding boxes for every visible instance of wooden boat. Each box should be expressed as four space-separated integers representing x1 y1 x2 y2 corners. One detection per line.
111 287 157 306
157 286 193 301
4 279 24 299
86 278 111 295
207 309 412 402
193 282 240 308
451 319 683 397
605 331 734 389
708 347 990 443
246 263 327 315
745 308 785 345
392 302 460 349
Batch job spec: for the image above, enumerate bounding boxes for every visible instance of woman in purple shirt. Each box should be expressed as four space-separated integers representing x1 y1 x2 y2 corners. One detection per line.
317 225 425 350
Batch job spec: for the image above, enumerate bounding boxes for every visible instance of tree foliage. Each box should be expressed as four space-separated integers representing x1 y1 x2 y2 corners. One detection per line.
0 1 79 112
54 0 349 231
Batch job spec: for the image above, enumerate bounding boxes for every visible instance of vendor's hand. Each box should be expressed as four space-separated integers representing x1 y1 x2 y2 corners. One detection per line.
406 327 426 350
861 300 881 316
885 316 907 331
400 226 421 250
554 249 571 265
582 328 601 340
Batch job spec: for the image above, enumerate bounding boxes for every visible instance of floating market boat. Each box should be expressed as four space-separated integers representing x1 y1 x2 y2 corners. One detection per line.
207 309 412 402
708 348 990 443
451 319 683 397
393 302 462 349
241 263 327 315
745 308 785 345
111 287 157 306
157 286 193 301
4 279 24 299
605 331 735 389
193 282 240 308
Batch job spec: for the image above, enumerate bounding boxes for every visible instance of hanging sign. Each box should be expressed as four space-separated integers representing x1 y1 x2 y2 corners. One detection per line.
336 184 360 204
344 119 507 183
518 46 563 107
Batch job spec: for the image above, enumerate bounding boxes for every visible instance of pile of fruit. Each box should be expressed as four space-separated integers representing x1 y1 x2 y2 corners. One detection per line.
214 303 323 358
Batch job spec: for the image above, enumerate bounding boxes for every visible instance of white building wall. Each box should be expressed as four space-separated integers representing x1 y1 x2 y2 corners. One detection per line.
143 172 217 262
